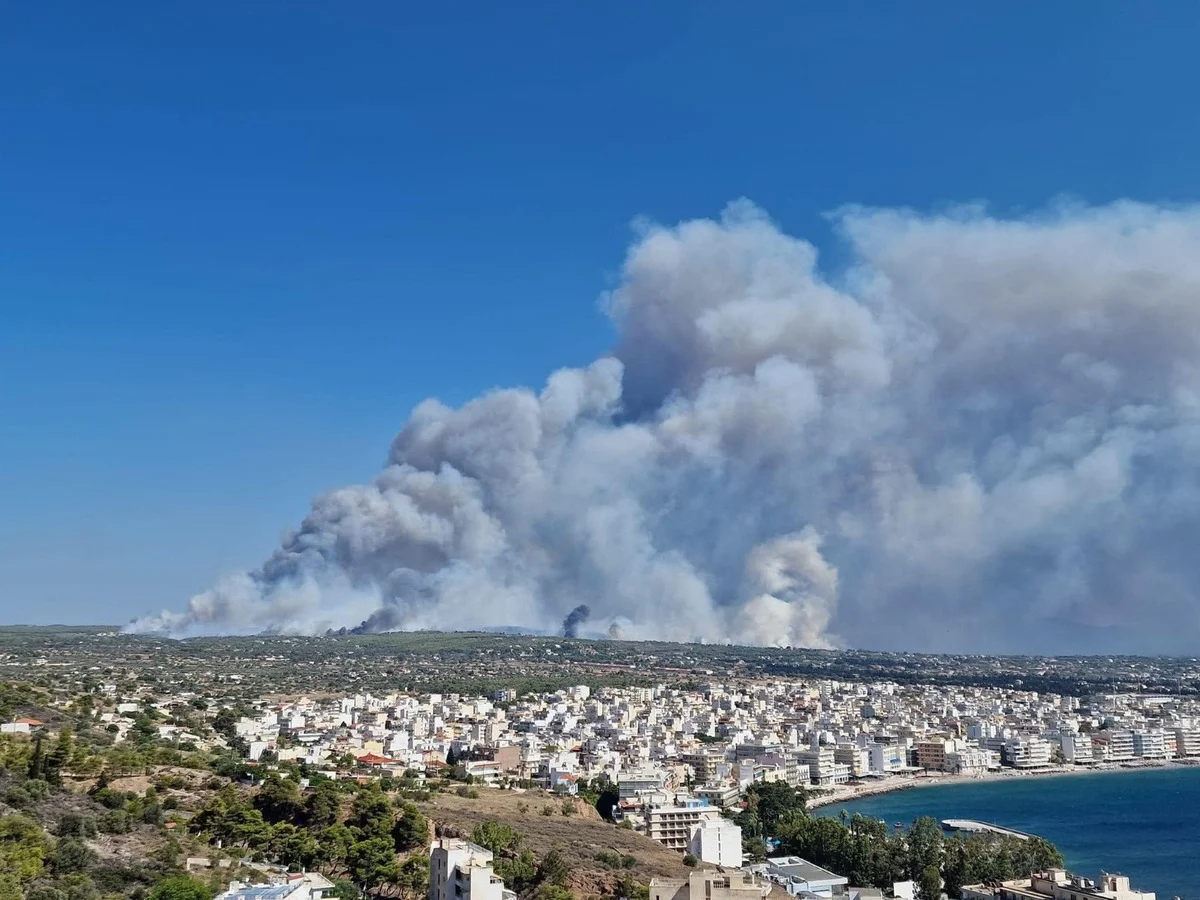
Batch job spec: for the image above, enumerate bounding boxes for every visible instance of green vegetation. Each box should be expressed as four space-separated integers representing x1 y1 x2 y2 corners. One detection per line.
729 782 1064 896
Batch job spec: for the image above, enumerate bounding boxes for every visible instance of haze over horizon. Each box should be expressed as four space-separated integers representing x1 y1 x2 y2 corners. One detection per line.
6 4 1200 655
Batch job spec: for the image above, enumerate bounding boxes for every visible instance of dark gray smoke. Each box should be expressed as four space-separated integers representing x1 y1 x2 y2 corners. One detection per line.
562 604 590 639
129 200 1200 653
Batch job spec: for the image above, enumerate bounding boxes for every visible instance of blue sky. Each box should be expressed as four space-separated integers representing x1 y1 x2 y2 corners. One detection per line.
3 2 1199 625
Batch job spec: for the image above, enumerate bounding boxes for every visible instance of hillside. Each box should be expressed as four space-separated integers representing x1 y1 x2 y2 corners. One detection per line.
419 790 694 895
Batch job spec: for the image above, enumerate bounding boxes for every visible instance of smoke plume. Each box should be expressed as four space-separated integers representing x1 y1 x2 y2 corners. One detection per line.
562 604 591 639
129 199 1200 654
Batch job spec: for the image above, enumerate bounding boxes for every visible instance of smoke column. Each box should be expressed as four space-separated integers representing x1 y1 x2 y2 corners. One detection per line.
130 200 1200 654
562 604 591 639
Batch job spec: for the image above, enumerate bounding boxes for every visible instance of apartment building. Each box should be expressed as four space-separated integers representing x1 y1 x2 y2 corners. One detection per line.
646 802 721 851
1094 730 1135 762
946 747 993 776
1131 730 1168 760
619 771 667 799
680 748 726 785
914 739 949 771
834 743 870 777
1003 736 1052 768
689 817 743 868
429 839 516 900
796 745 852 786
693 784 742 810
868 743 904 774
1174 728 1200 757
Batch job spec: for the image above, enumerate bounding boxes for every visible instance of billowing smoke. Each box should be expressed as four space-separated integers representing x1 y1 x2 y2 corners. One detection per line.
562 604 591 639
130 199 1200 654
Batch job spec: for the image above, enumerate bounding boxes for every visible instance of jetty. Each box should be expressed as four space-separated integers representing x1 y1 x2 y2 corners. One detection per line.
941 819 1034 840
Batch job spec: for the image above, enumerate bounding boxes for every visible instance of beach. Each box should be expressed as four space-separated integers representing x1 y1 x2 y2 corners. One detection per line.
805 757 1200 810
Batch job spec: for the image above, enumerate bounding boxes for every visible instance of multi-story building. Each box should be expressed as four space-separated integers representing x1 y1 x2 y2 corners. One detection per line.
914 739 949 771
834 743 870 777
619 771 667 799
689 817 742 868
429 840 516 900
694 784 741 810
946 747 992 776
1057 733 1088 764
1094 730 1135 762
868 743 904 774
1131 730 1168 759
796 745 852 786
1003 737 1052 768
646 802 721 851
1174 728 1200 757
680 748 726 785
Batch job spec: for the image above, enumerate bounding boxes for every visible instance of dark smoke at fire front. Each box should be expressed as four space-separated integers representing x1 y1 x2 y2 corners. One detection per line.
562 604 591 639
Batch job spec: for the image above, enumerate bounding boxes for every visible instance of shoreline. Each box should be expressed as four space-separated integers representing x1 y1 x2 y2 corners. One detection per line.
806 758 1200 810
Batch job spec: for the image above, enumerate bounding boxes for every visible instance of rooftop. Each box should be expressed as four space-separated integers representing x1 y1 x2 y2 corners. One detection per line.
765 857 847 885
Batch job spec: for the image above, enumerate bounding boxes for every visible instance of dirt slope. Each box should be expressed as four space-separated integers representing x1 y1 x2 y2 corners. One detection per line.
419 790 695 895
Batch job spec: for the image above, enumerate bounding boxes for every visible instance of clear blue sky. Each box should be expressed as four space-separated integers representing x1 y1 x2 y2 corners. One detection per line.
3 3 1198 625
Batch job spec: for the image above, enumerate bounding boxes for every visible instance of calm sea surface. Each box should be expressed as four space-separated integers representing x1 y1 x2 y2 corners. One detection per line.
814 766 1200 899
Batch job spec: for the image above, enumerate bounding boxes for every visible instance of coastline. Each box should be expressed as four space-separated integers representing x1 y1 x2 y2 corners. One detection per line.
806 758 1200 811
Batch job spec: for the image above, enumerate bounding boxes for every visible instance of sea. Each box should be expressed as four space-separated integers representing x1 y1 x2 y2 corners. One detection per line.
814 766 1200 899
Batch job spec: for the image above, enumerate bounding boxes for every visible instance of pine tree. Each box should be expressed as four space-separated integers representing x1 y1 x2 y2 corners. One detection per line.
27 734 44 781
45 727 73 786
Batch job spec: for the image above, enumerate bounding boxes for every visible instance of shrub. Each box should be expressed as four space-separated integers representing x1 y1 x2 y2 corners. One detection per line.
147 876 212 900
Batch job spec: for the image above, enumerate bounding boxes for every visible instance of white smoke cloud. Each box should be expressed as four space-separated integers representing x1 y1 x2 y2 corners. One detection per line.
129 199 1200 653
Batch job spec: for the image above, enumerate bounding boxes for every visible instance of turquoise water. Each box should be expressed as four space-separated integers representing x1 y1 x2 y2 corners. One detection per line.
815 767 1200 898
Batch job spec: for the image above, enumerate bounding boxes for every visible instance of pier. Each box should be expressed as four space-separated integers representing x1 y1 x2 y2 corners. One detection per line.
941 819 1035 840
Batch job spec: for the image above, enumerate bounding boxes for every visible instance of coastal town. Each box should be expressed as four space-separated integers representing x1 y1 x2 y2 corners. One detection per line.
0 630 1179 900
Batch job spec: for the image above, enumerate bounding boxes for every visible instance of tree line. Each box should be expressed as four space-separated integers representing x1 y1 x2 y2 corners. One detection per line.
730 782 1063 899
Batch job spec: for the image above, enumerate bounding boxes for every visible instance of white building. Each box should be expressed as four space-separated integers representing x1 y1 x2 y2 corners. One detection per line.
764 856 850 898
1004 737 1052 768
868 743 904 774
689 817 742 868
646 803 720 851
1131 730 1168 759
1060 733 1094 764
1095 730 1135 762
429 840 516 900
1174 728 1200 757
946 747 993 776
619 771 667 799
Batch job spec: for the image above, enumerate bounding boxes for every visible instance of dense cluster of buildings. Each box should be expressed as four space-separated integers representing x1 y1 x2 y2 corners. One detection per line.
86 677 1174 884
35 670 1171 900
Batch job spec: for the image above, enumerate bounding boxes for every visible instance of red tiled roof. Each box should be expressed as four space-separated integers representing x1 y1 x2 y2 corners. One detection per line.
356 752 398 765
